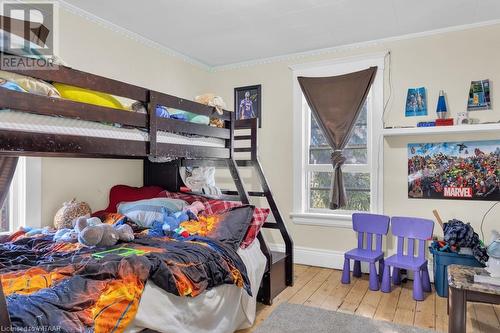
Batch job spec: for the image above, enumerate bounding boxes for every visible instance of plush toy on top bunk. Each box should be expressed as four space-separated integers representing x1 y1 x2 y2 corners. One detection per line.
195 93 227 128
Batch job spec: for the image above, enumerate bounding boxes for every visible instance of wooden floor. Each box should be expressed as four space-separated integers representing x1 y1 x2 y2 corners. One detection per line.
239 264 500 333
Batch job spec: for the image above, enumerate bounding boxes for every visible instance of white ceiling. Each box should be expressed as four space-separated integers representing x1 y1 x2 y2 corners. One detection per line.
61 0 500 67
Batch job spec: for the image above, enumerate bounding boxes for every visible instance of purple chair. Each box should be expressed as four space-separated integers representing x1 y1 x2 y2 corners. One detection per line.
341 213 390 291
381 216 434 301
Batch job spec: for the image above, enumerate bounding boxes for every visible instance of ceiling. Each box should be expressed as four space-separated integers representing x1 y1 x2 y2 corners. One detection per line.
61 0 500 67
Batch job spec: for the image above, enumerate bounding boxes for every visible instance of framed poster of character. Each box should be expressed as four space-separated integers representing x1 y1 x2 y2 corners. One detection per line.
234 85 262 127
408 140 500 201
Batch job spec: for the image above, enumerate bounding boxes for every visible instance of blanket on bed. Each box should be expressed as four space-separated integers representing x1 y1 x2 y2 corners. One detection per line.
0 231 251 332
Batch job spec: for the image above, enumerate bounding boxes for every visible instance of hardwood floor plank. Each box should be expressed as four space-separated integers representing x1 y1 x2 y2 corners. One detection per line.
474 303 500 333
289 268 332 304
304 270 342 308
393 283 416 326
414 287 436 330
467 302 482 333
355 287 382 319
319 275 358 311
373 285 402 322
338 278 369 314
435 295 448 333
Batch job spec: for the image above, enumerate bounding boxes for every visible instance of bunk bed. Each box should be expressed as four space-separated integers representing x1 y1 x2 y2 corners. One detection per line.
0 53 293 332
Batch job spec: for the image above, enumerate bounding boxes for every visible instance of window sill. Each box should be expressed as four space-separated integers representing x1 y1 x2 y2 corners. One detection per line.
290 212 352 228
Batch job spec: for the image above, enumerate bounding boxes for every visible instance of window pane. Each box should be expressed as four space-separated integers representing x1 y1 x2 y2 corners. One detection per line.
309 99 368 165
0 193 9 233
309 171 370 211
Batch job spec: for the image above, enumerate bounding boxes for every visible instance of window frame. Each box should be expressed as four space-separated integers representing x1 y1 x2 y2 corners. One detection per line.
290 53 385 228
1 157 42 234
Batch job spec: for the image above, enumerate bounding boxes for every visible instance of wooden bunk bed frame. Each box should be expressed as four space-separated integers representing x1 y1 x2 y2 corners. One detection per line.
0 55 293 326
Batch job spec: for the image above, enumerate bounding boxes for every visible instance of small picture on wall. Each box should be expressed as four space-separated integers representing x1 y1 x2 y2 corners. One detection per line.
468 79 491 111
405 87 427 117
408 140 500 201
234 84 262 127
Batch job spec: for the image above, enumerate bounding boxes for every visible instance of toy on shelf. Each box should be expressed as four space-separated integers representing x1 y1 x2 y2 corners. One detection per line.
435 90 454 126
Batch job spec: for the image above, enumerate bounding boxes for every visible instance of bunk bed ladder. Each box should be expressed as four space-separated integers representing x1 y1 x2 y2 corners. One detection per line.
228 118 294 305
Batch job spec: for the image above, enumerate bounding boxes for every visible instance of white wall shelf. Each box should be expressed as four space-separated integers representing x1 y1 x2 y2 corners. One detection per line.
383 123 500 137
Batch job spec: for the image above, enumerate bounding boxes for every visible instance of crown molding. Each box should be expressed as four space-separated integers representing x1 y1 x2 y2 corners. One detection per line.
212 19 500 72
55 0 212 71
53 1 500 73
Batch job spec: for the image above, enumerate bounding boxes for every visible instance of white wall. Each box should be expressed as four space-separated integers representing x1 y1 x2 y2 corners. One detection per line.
40 8 211 225
207 23 500 256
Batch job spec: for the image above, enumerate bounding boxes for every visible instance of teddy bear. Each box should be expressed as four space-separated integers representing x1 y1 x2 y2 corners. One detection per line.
54 216 134 247
74 216 134 247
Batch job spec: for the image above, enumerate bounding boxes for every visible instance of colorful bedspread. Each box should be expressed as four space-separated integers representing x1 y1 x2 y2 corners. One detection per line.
0 232 251 332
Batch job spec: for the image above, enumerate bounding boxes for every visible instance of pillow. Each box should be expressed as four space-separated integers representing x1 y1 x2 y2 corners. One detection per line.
158 191 270 248
203 199 270 248
0 70 60 97
117 198 187 228
53 83 125 110
168 108 210 125
190 115 210 125
0 79 26 93
181 206 254 250
93 185 164 217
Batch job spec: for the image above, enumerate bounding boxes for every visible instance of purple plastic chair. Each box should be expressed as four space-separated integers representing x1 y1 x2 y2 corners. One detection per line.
381 216 434 301
341 213 390 291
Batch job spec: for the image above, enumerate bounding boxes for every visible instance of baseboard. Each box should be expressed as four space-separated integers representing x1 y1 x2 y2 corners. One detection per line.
269 243 435 282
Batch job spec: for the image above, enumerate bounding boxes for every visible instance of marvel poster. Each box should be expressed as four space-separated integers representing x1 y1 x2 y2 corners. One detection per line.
408 140 500 201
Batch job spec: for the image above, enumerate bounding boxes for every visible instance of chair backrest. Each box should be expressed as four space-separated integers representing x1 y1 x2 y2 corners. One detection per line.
391 216 434 259
352 213 390 252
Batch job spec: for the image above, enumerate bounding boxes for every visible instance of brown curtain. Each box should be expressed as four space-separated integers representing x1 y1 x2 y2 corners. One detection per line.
298 67 377 209
0 157 18 208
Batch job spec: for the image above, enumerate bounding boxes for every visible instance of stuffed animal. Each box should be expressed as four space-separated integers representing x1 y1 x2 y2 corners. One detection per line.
195 93 226 115
183 201 205 220
75 217 134 247
54 228 79 243
53 199 91 229
54 216 134 247
150 201 206 236
21 226 52 237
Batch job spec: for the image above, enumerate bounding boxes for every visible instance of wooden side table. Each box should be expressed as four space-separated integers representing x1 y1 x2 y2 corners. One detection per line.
448 264 500 333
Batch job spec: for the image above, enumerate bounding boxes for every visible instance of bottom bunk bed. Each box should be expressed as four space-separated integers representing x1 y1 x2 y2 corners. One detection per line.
0 185 268 333
128 240 266 333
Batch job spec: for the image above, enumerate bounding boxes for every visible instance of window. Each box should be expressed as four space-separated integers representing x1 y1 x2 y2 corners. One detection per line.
0 157 41 233
307 98 371 212
291 54 384 225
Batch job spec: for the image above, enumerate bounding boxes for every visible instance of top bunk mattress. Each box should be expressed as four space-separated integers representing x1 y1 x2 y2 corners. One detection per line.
0 109 226 148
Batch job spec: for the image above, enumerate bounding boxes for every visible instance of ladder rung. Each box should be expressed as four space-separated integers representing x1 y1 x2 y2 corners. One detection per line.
221 190 266 197
235 160 254 167
263 222 280 229
234 148 252 153
235 135 252 140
